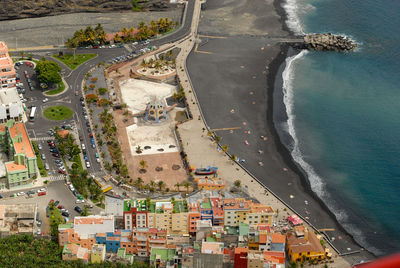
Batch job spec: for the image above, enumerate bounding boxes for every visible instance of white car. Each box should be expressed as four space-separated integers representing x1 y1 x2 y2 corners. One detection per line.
96 158 100 163
37 229 41 235
81 144 86 150
17 192 25 196
76 199 85 204
42 98 49 103
38 144 42 150
86 161 91 168
37 188 46 193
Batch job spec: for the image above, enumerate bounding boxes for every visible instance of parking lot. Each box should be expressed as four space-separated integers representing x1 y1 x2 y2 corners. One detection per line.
0 181 101 235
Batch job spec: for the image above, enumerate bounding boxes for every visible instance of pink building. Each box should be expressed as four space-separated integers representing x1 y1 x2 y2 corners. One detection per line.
0 42 16 89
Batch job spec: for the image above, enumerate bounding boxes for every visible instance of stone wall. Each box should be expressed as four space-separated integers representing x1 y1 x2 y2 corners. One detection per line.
0 0 177 21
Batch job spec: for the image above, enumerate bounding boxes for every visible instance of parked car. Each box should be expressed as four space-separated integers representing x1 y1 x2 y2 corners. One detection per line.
17 192 25 196
74 206 83 214
86 121 90 127
86 161 91 168
54 200 60 206
52 153 60 158
41 154 46 160
57 205 64 210
58 169 66 174
81 144 86 150
95 153 99 158
44 163 49 170
38 191 47 196
89 133 94 138
84 154 88 161
87 128 91 133
91 143 95 149
27 190 35 195
90 138 95 144
75 90 79 96
61 211 69 217
42 98 49 103
38 144 42 150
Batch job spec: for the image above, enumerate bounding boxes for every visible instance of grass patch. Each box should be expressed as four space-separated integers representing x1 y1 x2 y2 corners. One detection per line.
32 141 47 177
53 53 96 70
43 105 73 121
45 80 65 95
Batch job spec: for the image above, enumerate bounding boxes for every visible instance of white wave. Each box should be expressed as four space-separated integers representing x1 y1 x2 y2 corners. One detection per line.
282 50 326 195
282 0 306 35
281 51 380 255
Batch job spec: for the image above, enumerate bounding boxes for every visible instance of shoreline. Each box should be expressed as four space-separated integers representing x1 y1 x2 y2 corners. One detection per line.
268 0 378 260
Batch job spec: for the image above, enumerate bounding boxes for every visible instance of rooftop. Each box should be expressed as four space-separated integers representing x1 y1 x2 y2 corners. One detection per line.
150 247 176 261
5 162 27 172
8 122 35 158
287 228 324 254
223 198 251 210
201 242 224 255
74 215 114 225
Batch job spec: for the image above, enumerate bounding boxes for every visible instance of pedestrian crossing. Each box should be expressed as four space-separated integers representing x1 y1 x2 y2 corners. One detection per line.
90 171 106 177
45 175 65 182
31 136 53 141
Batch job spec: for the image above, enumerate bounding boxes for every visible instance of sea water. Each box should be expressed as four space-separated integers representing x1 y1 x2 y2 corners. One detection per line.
281 0 400 255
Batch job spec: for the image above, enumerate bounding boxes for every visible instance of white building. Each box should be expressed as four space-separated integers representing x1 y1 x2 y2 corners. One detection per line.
74 215 114 236
0 88 23 122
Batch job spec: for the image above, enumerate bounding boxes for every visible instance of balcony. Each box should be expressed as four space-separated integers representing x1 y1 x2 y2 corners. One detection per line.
136 236 147 242
149 238 166 243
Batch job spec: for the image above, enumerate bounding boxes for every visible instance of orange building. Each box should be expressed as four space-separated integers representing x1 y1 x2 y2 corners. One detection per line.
0 41 16 89
195 177 226 191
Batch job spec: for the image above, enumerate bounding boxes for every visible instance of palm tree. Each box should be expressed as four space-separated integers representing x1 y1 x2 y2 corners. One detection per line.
20 51 25 59
214 135 222 144
221 144 229 152
183 181 191 193
174 182 181 192
139 159 147 169
157 181 165 191
234 180 241 188
135 177 143 188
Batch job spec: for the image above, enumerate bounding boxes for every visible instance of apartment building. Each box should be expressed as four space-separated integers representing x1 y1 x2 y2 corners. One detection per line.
194 177 226 191
223 198 251 227
0 42 16 90
0 120 37 190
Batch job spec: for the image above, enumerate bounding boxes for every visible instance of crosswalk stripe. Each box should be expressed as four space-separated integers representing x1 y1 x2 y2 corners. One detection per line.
31 136 53 141
45 175 65 182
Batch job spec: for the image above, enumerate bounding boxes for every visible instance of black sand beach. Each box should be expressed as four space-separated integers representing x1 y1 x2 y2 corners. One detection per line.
187 0 375 264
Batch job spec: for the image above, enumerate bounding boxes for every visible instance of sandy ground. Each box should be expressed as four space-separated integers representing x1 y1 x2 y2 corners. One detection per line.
119 79 176 114
132 152 187 187
0 9 182 49
126 119 178 156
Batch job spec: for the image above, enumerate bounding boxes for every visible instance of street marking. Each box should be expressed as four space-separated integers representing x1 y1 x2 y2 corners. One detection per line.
198 34 228 39
194 34 213 54
210 127 242 132
45 175 65 182
31 136 53 141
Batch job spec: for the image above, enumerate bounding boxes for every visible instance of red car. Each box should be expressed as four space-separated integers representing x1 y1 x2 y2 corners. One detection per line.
89 133 94 138
38 191 47 196
58 169 66 174
57 205 64 209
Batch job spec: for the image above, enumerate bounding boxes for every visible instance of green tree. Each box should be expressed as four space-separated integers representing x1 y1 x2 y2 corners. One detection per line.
139 159 147 169
157 181 165 191
174 182 181 192
234 180 241 188
183 181 191 193
98 87 108 95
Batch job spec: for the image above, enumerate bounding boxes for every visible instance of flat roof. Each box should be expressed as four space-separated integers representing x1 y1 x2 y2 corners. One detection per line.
5 162 27 172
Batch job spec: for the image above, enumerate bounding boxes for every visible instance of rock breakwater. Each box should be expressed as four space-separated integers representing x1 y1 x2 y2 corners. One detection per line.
303 33 357 52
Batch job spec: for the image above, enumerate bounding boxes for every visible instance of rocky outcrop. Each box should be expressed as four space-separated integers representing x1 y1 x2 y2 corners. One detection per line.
303 33 357 52
0 0 178 21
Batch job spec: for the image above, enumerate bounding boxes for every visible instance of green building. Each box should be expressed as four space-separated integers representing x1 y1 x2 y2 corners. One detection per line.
0 119 37 189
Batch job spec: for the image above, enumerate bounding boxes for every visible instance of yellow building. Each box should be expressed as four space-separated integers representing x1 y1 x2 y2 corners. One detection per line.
147 200 189 235
223 198 252 227
90 244 106 264
245 203 275 227
286 227 325 263
171 212 189 235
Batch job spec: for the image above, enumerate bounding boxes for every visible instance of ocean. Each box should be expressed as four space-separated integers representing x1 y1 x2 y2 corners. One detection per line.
281 0 400 256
